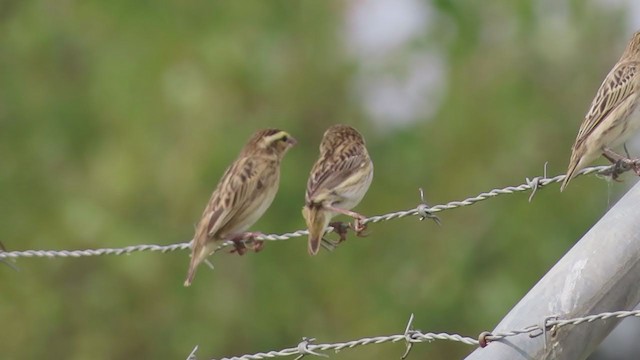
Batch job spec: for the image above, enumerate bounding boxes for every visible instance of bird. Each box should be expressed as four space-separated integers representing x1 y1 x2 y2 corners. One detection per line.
561 30 640 191
302 124 374 255
184 129 296 286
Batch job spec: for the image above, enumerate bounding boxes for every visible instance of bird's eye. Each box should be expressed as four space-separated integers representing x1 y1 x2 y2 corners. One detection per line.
281 135 288 142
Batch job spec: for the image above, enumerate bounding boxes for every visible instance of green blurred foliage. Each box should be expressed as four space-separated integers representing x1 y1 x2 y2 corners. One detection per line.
0 0 635 359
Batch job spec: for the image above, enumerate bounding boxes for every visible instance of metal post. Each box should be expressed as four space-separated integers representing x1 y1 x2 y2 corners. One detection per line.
464 181 640 360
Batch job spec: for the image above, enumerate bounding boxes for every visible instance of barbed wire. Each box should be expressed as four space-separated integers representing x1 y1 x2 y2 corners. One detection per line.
1 163 637 359
188 310 640 360
0 164 625 260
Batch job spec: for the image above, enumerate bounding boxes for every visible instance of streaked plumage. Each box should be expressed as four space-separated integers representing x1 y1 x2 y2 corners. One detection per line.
562 31 640 191
303 125 373 255
184 129 296 286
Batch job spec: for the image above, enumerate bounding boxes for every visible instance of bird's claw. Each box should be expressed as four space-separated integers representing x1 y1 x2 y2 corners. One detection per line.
325 217 369 247
229 232 265 255
607 158 640 181
329 221 350 243
602 145 640 179
614 159 630 181
230 240 247 255
250 239 265 252
352 219 368 237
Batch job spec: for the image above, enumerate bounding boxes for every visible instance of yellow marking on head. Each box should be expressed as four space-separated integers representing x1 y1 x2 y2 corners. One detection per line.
263 131 291 145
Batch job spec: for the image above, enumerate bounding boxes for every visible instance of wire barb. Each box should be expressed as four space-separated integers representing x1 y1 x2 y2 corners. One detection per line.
401 313 416 359
532 315 559 351
202 310 640 359
293 338 327 360
186 345 199 360
526 161 548 202
416 188 442 226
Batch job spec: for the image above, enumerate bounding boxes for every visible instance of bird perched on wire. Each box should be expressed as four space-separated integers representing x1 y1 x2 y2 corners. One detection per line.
303 124 374 255
184 129 296 286
562 31 640 191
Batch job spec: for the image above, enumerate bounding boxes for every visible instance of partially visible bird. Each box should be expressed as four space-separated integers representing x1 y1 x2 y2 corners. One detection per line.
184 129 296 286
562 31 640 191
303 125 374 255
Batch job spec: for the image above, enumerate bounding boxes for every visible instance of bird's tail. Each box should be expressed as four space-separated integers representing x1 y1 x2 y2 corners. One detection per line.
560 155 582 192
183 237 214 287
560 149 584 192
303 205 330 256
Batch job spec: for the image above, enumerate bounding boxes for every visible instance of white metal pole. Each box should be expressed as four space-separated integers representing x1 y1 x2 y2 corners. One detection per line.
464 180 640 360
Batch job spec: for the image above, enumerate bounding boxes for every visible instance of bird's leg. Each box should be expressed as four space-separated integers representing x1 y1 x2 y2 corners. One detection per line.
622 144 640 176
227 232 265 255
240 232 265 252
624 143 632 159
602 147 626 163
612 161 628 182
324 206 369 237
602 147 632 181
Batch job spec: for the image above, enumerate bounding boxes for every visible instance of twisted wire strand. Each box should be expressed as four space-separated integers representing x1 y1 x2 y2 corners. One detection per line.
0 164 621 260
483 310 640 344
550 309 640 328
198 310 640 360
212 331 478 360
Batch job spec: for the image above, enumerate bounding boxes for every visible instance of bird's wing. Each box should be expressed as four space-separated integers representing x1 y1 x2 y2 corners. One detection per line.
306 150 369 202
575 61 640 148
201 156 275 238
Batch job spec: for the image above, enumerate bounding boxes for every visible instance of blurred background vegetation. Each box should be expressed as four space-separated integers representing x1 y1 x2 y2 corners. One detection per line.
1 0 640 359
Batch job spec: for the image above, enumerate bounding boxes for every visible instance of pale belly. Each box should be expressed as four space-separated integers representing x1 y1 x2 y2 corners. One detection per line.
220 183 279 236
330 168 373 211
608 100 640 148
581 96 640 160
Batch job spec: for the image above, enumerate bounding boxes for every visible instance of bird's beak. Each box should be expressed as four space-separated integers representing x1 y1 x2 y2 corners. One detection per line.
287 136 298 146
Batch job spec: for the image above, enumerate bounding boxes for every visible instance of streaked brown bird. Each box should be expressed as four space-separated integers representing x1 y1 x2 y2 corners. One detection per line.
184 129 296 286
303 125 374 255
562 31 640 191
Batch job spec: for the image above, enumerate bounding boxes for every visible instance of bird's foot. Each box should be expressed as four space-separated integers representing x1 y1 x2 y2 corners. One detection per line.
352 218 369 237
323 206 370 237
329 221 350 243
228 232 265 255
603 147 626 163
230 240 247 255
609 158 640 181
611 159 630 181
603 146 640 178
